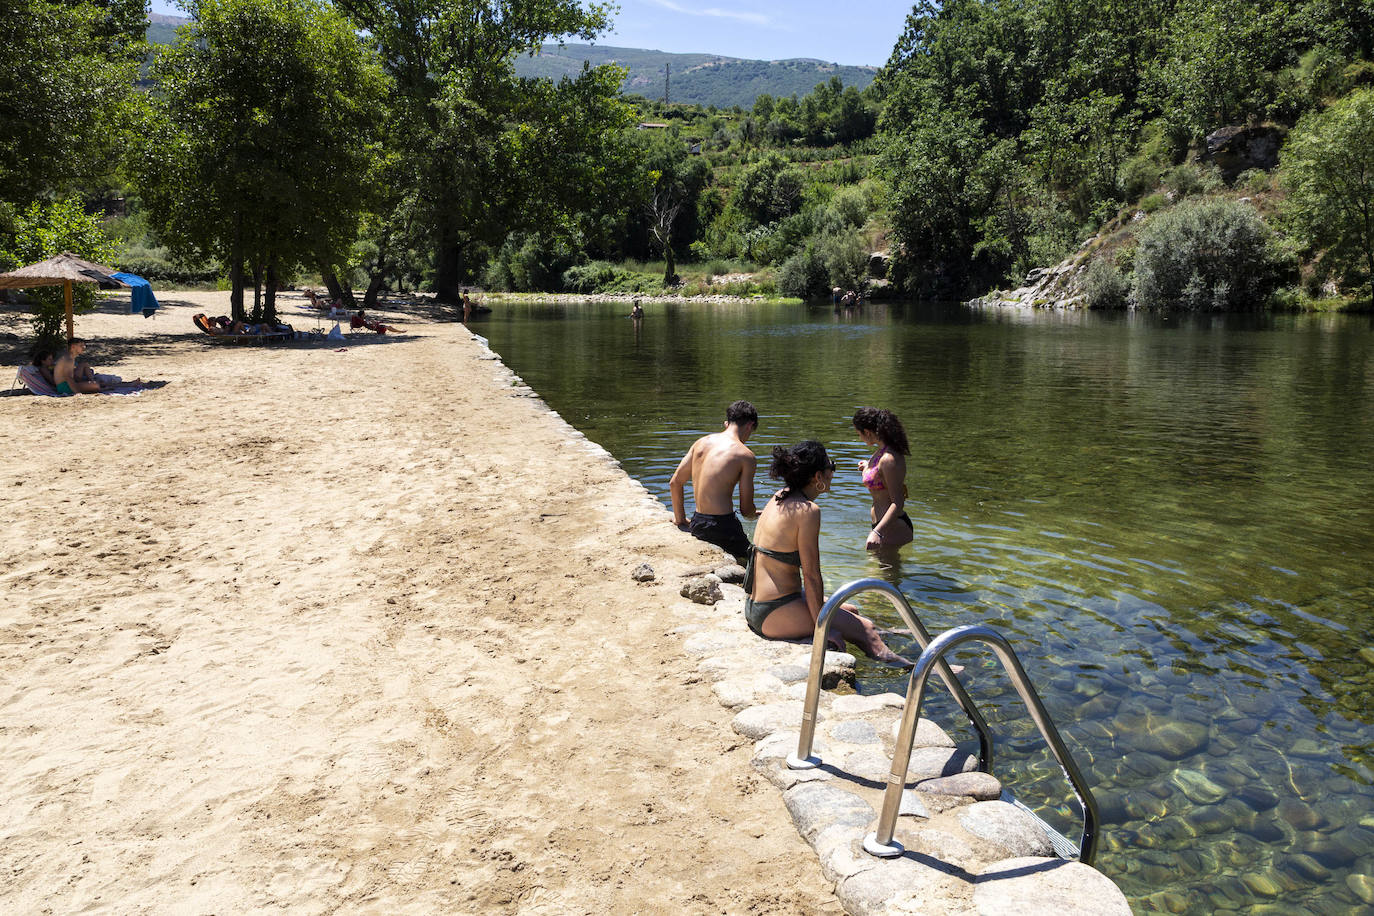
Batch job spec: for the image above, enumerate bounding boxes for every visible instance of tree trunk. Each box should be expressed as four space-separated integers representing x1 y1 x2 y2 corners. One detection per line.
250 263 262 321
663 244 676 285
264 261 279 324
363 273 387 310
230 211 245 321
320 265 356 309
434 242 464 303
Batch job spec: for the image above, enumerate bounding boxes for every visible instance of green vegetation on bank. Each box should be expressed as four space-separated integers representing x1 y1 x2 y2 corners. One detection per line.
3 0 1373 348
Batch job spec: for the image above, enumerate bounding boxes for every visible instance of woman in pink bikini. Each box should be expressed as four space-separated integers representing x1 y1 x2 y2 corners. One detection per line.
854 407 913 550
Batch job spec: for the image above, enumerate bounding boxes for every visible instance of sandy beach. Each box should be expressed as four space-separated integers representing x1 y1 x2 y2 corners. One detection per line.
0 291 841 912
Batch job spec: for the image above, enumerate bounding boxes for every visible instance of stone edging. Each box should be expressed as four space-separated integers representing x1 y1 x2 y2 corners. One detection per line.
473 334 1130 915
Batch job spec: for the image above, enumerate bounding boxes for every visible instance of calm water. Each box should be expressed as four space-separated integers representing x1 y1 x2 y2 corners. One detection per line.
480 300 1374 913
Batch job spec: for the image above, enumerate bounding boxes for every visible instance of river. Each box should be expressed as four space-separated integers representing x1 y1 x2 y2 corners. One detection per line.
479 299 1374 914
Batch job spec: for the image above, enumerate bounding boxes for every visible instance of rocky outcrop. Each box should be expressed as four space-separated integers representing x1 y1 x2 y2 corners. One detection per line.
968 240 1096 310
1202 125 1284 182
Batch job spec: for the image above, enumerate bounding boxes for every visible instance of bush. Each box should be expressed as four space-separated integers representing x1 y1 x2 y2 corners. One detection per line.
777 245 830 299
817 229 869 290
1132 198 1288 310
1082 258 1131 309
1236 168 1273 193
1139 192 1168 213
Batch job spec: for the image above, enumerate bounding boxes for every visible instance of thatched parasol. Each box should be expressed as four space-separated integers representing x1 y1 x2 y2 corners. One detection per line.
0 251 128 341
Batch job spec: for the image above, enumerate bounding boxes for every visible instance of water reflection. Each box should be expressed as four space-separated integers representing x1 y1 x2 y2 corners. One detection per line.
482 300 1374 912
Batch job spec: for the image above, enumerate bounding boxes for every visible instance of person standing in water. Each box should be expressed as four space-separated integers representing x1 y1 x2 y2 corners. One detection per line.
854 407 914 550
744 440 912 666
670 400 759 561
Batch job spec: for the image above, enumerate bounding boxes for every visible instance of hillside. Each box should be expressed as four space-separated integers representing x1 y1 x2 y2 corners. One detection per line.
516 43 877 109
143 19 876 109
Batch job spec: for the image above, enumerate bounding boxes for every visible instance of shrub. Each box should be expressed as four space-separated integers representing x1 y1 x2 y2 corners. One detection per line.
1082 258 1131 309
1132 198 1288 310
1139 192 1168 213
1236 168 1273 193
777 246 829 299
817 229 869 290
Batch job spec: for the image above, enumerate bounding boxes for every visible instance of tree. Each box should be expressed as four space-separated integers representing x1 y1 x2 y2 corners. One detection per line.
332 0 635 301
139 0 387 320
1282 88 1374 303
0 0 143 206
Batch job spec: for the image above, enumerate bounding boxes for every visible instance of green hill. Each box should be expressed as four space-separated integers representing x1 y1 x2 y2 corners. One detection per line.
518 44 878 109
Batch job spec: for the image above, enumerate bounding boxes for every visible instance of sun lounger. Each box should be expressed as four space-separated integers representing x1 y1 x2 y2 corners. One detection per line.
13 365 64 396
194 313 295 344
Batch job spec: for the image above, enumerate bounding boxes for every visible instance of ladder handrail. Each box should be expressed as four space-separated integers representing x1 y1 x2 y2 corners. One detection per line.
865 623 1101 865
786 578 994 772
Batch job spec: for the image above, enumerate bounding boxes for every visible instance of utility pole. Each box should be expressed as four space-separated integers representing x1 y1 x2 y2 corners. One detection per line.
663 63 670 104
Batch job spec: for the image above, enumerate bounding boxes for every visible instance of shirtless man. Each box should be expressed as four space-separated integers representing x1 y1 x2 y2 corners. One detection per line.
52 339 102 394
670 400 759 560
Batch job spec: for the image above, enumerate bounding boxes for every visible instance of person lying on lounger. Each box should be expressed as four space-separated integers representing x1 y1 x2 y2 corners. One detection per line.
350 310 397 334
196 314 293 336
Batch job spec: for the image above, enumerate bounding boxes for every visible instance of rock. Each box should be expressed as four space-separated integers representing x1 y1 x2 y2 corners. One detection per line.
888 716 957 748
1171 768 1228 805
842 749 897 783
769 663 810 684
1233 782 1279 812
1277 798 1327 831
732 702 811 740
713 563 746 584
813 824 879 883
680 574 723 605
1276 853 1330 884
713 675 786 709
1239 871 1282 898
696 655 741 681
867 251 891 280
829 720 881 745
630 563 655 582
905 746 979 781
682 631 749 655
1359 647 1374 666
1298 833 1360 869
913 771 1002 800
1288 738 1325 758
959 801 1054 857
1115 711 1209 760
783 782 875 842
1201 125 1284 182
973 856 1131 915
839 854 966 915
831 692 903 715
1347 873 1374 905
898 790 930 818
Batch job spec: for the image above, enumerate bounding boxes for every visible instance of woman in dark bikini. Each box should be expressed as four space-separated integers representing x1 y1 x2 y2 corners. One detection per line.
744 440 911 666
854 407 914 551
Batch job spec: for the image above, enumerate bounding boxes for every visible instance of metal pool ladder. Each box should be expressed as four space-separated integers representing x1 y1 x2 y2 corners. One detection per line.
784 578 1100 866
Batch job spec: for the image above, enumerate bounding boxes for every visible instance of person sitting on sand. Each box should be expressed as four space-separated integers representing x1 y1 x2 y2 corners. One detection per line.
743 440 912 666
53 339 103 394
670 400 758 561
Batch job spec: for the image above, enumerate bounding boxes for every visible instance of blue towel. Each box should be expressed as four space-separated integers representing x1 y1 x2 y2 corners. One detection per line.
112 272 160 316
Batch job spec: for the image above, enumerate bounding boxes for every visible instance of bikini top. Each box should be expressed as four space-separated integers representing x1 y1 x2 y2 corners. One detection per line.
862 446 888 490
863 445 911 498
742 543 801 596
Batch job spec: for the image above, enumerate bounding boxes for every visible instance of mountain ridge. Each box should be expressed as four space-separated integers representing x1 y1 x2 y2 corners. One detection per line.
142 18 877 109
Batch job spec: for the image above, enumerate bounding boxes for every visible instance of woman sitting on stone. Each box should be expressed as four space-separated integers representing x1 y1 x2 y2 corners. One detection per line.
744 439 911 666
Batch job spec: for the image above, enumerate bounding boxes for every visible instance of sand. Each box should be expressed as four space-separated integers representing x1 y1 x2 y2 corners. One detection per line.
0 291 841 913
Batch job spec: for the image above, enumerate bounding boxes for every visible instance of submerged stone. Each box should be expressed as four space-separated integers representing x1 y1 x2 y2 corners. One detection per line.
1347 873 1374 905
1115 711 1210 760
1239 871 1283 898
1235 783 1280 812
1171 767 1228 804
1277 853 1331 884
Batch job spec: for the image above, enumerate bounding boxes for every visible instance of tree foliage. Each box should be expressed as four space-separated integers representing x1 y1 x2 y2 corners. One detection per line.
139 0 387 319
1281 87 1374 301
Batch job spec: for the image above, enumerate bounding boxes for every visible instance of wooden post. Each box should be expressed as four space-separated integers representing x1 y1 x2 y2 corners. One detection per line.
64 280 74 342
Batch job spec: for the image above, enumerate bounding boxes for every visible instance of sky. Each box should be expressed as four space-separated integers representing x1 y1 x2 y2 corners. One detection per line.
146 1 915 68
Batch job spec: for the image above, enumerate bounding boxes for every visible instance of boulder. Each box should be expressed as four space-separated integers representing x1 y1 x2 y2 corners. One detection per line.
972 856 1131 915
959 801 1054 857
913 771 1003 800
680 574 723 605
630 563 655 582
783 781 875 842
713 563 746 584
1202 125 1284 182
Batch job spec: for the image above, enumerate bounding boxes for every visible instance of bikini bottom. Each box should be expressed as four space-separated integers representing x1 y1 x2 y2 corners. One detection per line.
873 512 913 531
745 592 804 638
